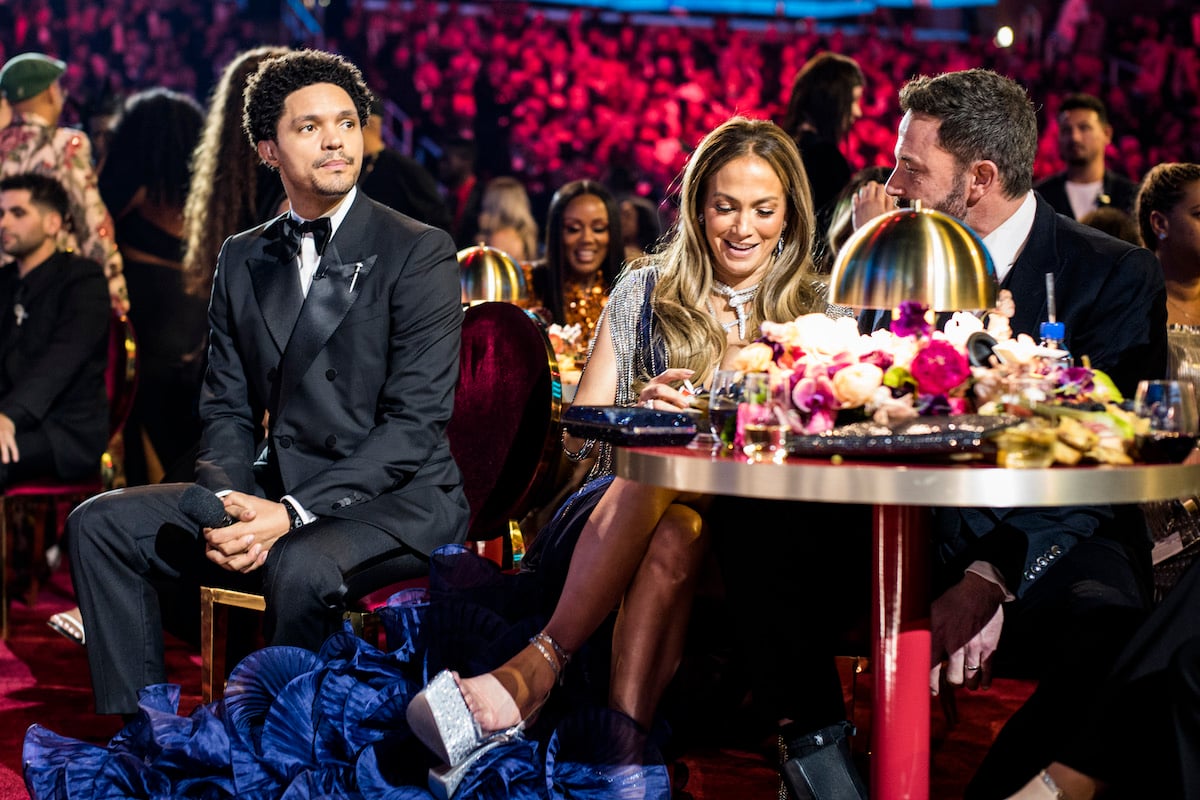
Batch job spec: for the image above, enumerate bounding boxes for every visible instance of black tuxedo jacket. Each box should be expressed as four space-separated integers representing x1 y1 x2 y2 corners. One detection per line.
954 195 1165 596
1002 193 1165 396
195 191 467 556
0 252 109 479
1033 170 1139 219
861 194 1165 394
865 194 1166 597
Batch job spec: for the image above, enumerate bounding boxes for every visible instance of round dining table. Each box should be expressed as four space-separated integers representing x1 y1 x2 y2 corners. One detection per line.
615 444 1200 800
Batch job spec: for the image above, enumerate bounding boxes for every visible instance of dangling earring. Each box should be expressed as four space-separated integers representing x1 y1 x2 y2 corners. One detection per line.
775 235 785 257
697 215 705 227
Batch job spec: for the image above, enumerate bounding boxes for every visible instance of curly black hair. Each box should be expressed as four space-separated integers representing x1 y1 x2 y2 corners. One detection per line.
242 49 374 147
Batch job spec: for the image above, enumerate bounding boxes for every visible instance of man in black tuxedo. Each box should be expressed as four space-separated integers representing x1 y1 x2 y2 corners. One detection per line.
1033 93 1138 221
67 51 469 716
0 173 108 486
856 69 1166 798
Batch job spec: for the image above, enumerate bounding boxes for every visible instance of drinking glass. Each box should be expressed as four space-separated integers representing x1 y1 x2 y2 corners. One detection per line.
993 419 1057 468
740 371 789 464
708 369 741 451
1133 380 1200 463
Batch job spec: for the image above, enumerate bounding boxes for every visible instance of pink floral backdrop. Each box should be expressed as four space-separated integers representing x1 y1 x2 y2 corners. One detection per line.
3 0 1197 208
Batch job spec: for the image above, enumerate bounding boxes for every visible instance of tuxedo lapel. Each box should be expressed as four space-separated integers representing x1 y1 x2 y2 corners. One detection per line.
276 197 378 413
249 216 305 354
1002 198 1057 337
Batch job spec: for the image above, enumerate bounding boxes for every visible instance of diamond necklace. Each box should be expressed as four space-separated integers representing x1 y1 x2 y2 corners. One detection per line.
709 280 760 340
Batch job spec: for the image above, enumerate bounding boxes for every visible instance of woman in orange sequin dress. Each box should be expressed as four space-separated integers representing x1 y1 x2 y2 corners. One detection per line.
527 180 623 355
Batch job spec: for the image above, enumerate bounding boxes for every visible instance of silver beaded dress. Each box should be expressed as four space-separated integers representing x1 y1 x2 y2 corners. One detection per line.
519 265 666 586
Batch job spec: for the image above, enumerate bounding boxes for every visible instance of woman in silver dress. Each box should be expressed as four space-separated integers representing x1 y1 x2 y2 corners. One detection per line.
407 116 823 788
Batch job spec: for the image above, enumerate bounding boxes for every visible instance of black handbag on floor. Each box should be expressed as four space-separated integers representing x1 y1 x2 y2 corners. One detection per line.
781 720 868 800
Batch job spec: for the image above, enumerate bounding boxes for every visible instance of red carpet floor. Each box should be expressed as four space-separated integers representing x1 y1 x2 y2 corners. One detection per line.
0 569 1035 799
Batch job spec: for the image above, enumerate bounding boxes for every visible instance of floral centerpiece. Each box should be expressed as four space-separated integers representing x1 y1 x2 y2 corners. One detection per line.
730 296 1130 461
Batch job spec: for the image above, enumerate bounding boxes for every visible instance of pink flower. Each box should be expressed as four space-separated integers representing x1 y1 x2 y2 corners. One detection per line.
946 397 971 415
792 365 840 433
910 340 971 396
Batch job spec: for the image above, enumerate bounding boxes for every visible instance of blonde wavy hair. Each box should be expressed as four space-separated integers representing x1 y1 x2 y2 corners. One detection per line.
649 116 820 387
182 46 289 297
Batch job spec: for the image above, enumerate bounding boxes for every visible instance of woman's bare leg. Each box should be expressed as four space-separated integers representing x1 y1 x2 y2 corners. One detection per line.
458 478 687 731
610 504 707 728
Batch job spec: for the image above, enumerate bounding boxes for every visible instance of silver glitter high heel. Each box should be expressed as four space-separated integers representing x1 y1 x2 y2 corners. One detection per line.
406 632 571 796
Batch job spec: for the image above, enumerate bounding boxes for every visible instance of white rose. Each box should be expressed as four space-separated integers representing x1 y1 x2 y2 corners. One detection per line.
991 333 1043 365
761 320 800 347
940 312 984 347
832 362 884 407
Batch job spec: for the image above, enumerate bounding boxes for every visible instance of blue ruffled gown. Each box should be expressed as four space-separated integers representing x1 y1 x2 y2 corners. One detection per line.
23 531 668 799
23 270 672 799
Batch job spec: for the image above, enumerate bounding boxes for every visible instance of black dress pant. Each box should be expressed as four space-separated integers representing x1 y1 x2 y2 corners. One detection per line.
710 497 872 734
67 483 430 715
962 529 1151 799
1051 554 1200 798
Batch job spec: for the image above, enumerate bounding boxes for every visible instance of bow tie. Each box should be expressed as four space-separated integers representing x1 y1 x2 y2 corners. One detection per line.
281 215 332 258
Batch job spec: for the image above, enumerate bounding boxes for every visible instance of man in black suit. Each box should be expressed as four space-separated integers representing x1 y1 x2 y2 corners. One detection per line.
66 51 469 716
859 69 1166 798
1033 93 1138 220
0 172 108 486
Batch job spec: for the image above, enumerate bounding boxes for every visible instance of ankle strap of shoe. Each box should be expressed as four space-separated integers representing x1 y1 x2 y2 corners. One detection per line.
530 631 571 683
1037 770 1067 799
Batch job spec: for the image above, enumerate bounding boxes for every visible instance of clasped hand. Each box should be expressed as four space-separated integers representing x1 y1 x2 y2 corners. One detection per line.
203 491 291 573
930 572 1006 695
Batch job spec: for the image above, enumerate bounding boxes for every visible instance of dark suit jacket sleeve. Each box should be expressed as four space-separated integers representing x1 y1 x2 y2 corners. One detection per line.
940 505 1115 598
1007 202 1167 398
0 259 108 429
288 226 462 509
194 239 264 494
1067 245 1167 397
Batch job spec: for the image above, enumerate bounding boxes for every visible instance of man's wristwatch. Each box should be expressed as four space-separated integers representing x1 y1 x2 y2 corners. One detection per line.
284 501 305 530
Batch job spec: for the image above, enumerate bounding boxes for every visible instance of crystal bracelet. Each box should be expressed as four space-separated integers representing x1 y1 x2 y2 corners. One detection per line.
562 431 595 462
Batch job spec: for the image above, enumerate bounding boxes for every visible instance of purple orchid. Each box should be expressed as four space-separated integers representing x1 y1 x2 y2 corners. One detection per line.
792 364 840 433
889 301 932 338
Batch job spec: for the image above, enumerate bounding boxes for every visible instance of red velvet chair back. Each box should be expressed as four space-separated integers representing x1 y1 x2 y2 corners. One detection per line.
447 302 562 540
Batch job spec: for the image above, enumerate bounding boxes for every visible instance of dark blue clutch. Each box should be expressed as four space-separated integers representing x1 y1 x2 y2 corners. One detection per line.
562 405 699 446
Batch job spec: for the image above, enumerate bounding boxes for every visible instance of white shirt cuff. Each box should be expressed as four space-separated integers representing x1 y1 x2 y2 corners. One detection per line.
281 495 316 525
965 560 1016 603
